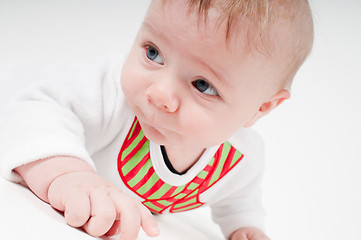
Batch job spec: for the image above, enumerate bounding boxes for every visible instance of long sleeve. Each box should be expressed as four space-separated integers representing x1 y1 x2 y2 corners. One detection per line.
210 128 267 238
0 52 128 182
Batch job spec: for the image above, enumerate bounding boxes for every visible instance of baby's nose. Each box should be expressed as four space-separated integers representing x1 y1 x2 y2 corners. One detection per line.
145 84 179 113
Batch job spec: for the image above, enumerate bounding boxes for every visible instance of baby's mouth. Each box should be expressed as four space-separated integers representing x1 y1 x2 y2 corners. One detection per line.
135 103 179 135
146 108 157 126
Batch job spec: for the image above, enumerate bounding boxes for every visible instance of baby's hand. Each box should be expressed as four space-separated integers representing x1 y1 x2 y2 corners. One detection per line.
48 171 160 239
230 227 270 240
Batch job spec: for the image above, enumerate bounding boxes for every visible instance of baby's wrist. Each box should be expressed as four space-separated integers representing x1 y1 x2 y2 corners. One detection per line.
15 156 95 202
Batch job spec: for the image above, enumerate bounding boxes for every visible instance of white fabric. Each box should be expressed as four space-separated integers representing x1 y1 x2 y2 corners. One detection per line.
0 52 266 238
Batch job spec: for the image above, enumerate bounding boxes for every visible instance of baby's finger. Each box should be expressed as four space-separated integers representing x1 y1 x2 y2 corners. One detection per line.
119 204 141 240
64 191 91 228
83 188 117 237
138 205 160 237
259 235 271 240
105 220 120 236
238 232 248 240
109 190 141 240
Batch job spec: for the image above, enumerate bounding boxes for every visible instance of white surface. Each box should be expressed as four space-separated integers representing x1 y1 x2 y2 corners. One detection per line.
256 1 361 239
0 177 223 240
1 1 361 240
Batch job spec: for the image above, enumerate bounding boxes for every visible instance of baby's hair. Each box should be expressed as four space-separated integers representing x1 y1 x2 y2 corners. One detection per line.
187 0 314 88
188 0 270 39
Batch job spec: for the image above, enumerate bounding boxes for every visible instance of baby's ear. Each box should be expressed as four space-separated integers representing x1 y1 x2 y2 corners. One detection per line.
244 89 290 127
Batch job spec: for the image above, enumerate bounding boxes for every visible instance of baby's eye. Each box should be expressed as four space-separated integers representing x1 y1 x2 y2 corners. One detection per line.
146 46 164 64
192 79 218 96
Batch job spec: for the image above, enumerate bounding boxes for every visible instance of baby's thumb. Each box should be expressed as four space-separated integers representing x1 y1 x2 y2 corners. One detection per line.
138 205 160 237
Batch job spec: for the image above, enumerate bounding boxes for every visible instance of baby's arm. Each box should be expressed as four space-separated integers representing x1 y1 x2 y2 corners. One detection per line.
15 156 160 239
15 156 93 202
211 130 270 240
1 57 158 239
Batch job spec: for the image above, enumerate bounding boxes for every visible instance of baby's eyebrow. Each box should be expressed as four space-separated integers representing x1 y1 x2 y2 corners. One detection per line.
195 57 226 86
142 21 158 34
141 20 170 44
142 19 226 86
204 61 225 84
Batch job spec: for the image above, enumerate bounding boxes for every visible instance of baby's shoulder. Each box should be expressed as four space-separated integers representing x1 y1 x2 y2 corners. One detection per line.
227 127 265 164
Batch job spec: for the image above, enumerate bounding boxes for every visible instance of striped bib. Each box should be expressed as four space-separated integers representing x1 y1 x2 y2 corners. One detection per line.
117 118 244 214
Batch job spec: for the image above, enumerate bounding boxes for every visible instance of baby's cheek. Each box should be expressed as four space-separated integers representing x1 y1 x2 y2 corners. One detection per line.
183 121 223 146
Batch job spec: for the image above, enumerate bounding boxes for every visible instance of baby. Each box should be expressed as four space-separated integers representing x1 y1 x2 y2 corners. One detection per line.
0 0 313 240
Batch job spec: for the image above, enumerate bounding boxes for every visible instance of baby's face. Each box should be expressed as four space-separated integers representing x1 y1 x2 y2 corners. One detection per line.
121 0 286 148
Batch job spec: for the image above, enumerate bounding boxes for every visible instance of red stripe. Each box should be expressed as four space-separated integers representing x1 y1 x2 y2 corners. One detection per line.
119 119 245 214
150 209 162 214
118 119 139 174
203 164 213 172
122 136 148 165
201 144 223 190
201 148 244 194
152 201 168 209
161 186 178 199
124 152 150 181
182 188 196 195
171 201 203 212
192 176 205 185
143 200 167 210
220 146 236 177
142 179 165 199
177 195 197 203
123 119 141 149
132 167 155 191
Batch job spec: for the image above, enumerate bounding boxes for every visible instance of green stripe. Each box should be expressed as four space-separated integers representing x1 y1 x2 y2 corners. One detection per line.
220 142 232 163
173 203 203 212
231 151 243 167
174 197 197 208
170 185 186 198
128 159 153 187
127 120 138 140
187 189 199 198
197 170 208 179
208 158 215 167
122 131 145 160
148 183 173 200
122 120 245 214
122 141 149 176
208 162 223 187
137 172 160 195
175 193 187 199
157 199 173 206
208 143 231 186
187 182 199 191
143 202 162 212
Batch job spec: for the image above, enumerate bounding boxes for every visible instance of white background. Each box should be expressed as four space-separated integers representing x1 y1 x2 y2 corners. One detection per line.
0 1 360 240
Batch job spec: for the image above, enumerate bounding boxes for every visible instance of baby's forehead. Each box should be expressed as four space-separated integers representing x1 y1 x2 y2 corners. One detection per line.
149 0 313 87
185 0 313 56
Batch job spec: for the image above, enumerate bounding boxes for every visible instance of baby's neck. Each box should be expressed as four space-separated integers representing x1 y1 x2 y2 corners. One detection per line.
162 144 205 174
